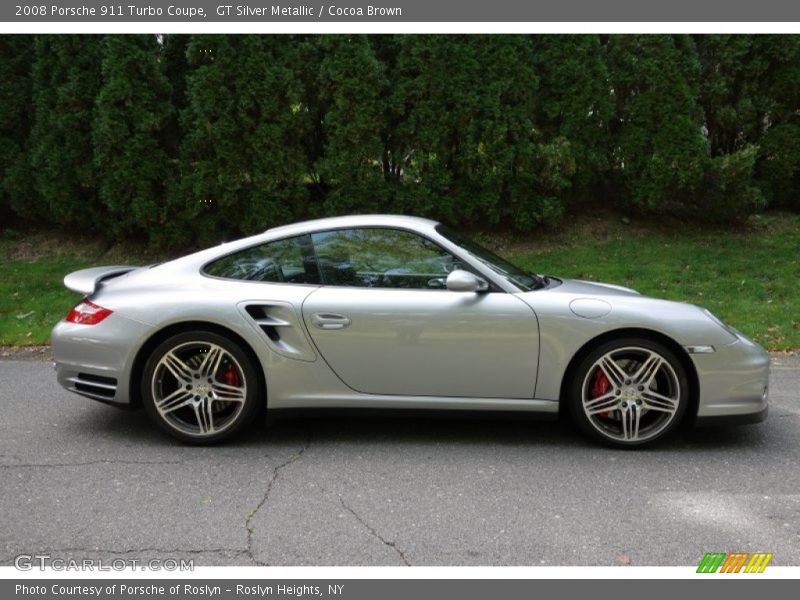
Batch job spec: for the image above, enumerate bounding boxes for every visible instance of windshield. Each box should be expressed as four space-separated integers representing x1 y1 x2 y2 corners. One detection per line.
435 225 542 291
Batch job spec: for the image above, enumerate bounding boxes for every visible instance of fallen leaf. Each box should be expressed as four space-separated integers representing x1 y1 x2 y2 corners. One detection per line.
615 552 633 566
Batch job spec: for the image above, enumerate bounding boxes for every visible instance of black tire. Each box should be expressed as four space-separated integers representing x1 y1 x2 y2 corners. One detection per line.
141 330 262 444
567 337 689 448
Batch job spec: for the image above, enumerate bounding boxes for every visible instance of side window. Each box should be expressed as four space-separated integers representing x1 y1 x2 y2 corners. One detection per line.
203 235 319 284
310 228 462 289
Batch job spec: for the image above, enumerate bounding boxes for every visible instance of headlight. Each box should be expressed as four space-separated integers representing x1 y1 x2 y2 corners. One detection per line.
703 309 740 338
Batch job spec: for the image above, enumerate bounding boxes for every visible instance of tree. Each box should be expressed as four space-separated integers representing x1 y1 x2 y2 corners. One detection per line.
748 36 800 210
607 35 712 215
0 36 36 226
393 35 490 223
532 35 613 202
314 36 388 214
29 35 104 226
393 35 567 229
693 35 800 213
175 35 308 245
695 35 762 156
93 35 173 239
161 34 190 159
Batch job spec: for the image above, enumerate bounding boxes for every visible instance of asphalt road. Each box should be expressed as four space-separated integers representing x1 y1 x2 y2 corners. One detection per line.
0 357 798 567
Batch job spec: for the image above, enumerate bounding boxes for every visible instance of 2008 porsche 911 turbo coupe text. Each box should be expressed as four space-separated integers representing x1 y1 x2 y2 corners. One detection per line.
51 215 769 448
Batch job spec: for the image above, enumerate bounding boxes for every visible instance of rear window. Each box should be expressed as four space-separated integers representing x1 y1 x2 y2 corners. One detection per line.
203 234 320 284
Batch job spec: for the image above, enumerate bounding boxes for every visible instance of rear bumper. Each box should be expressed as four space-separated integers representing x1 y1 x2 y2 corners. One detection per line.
691 334 770 421
51 313 154 406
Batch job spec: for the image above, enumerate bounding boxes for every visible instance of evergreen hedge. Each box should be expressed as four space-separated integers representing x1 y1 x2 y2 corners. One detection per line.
1 34 799 245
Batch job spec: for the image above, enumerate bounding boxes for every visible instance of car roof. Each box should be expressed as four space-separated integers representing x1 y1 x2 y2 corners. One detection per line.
264 214 441 237
154 215 446 277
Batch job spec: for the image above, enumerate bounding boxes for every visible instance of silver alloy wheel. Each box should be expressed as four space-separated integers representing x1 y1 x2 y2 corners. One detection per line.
581 346 681 443
151 341 247 437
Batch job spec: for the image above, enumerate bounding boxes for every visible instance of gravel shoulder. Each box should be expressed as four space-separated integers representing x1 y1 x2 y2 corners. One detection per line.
0 345 52 361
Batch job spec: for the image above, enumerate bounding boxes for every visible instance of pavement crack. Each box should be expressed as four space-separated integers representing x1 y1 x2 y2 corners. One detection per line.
339 497 410 566
244 437 311 566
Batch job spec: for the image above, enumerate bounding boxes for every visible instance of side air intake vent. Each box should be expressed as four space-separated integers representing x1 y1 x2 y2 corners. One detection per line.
240 302 316 362
244 305 291 341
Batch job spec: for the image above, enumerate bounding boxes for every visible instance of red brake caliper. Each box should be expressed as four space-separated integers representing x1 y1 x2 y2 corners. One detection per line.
223 365 240 387
591 369 611 419
221 364 241 406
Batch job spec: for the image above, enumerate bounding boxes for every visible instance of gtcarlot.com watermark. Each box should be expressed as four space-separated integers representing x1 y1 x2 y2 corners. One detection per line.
14 553 194 571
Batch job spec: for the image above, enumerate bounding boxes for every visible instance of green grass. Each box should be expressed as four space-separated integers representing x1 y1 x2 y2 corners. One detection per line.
1 214 798 349
0 254 94 345
0 232 171 347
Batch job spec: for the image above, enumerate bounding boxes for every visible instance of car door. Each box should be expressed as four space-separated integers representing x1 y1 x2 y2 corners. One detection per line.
301 227 539 399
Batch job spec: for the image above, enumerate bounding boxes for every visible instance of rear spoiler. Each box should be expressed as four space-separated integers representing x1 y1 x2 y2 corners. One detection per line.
64 266 139 295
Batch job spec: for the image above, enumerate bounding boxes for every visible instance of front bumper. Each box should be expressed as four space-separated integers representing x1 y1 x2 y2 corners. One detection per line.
695 406 768 427
690 333 770 422
51 313 154 407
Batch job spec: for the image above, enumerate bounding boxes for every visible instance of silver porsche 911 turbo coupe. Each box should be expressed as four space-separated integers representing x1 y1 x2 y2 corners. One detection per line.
51 215 769 448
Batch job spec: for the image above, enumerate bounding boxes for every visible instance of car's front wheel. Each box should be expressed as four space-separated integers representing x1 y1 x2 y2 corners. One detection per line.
142 331 261 444
568 337 689 448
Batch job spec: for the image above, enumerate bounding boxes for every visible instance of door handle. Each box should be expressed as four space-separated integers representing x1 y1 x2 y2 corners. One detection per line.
310 313 351 330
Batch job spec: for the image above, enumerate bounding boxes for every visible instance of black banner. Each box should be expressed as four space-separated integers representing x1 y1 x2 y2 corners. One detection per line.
4 0 800 22
5 579 800 600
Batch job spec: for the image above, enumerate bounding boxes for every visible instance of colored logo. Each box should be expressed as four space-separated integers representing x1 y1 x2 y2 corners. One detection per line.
697 552 773 573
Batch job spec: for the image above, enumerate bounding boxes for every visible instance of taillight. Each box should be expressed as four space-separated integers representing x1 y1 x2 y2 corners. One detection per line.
66 300 113 325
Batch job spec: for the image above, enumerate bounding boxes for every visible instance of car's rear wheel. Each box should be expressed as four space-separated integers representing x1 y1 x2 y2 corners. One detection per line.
142 331 261 444
568 337 689 448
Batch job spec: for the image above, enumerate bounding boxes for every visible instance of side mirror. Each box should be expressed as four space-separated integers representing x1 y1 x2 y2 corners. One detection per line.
446 270 489 293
